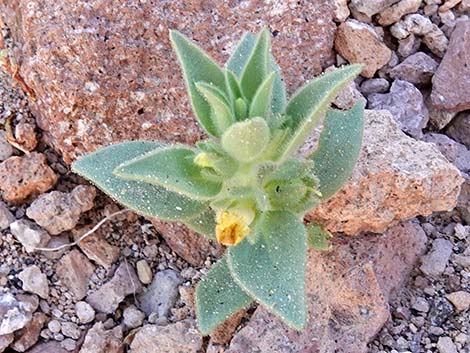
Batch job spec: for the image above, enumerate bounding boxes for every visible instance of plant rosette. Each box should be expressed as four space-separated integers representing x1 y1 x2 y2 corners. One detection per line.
72 28 364 334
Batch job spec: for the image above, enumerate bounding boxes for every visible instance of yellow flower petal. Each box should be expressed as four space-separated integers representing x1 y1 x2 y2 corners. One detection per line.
215 211 250 246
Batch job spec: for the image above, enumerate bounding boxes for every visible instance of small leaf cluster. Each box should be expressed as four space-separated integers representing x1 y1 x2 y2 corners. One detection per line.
72 29 364 333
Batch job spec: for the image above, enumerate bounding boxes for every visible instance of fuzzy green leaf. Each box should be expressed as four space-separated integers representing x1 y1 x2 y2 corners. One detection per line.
184 207 217 240
195 82 233 134
240 29 270 102
225 69 243 100
196 257 253 335
71 141 207 220
221 117 270 162
170 30 226 137
279 65 363 160
310 101 364 200
228 211 307 330
306 224 332 251
226 31 286 114
249 72 276 118
114 146 223 200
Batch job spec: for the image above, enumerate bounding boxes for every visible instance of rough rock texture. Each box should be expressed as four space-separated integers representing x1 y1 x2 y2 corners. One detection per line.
349 0 400 19
10 312 46 352
307 110 463 235
0 131 13 161
446 112 470 149
427 95 458 130
359 78 390 94
138 269 183 317
18 265 49 299
79 322 123 353
0 293 38 335
151 219 224 267
420 238 453 277
378 0 422 26
9 219 50 253
72 226 120 269
422 133 470 174
225 221 427 353
26 185 96 235
368 80 429 138
389 52 439 86
129 320 203 353
0 152 57 203
335 20 392 77
86 262 143 314
391 14 449 57
0 0 336 164
56 250 95 300
0 202 15 230
0 334 13 352
26 341 69 353
14 122 37 152
431 20 470 112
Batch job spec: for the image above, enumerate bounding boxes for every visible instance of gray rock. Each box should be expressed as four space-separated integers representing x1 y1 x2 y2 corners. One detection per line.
431 20 470 111
18 265 49 299
61 322 81 340
429 297 454 326
26 341 69 353
0 333 14 352
446 112 470 149
26 185 96 235
0 131 13 162
0 202 15 230
437 336 458 353
87 262 143 314
11 312 47 352
453 254 470 267
422 133 470 174
390 52 439 86
368 80 429 138
397 34 421 58
129 320 202 353
123 305 145 329
420 238 453 276
138 269 183 317
411 296 430 312
75 301 95 324
427 95 458 130
0 293 38 335
10 219 50 253
359 78 390 94
349 0 400 18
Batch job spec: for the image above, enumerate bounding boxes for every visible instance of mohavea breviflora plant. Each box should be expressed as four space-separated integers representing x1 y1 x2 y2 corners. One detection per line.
72 29 364 333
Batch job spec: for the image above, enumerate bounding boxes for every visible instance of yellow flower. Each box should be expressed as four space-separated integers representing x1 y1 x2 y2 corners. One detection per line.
194 152 215 168
215 210 250 246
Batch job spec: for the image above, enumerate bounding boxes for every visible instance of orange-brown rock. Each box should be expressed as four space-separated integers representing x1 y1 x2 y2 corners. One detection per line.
307 110 463 235
0 0 336 163
0 152 57 203
335 20 392 78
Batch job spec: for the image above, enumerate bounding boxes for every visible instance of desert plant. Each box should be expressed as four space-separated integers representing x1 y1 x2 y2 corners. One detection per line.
72 28 364 334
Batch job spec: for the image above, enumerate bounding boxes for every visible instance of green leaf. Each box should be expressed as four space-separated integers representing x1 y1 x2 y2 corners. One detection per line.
226 30 286 114
71 141 207 220
249 72 276 118
306 224 332 251
310 101 364 200
228 211 307 330
184 207 217 240
195 82 233 134
196 257 253 335
170 30 226 137
114 146 223 200
279 64 363 160
221 117 270 162
225 69 243 100
240 29 270 102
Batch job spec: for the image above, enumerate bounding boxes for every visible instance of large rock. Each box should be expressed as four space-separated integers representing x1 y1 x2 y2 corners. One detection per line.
368 80 429 138
307 110 463 235
129 320 202 353
56 250 95 300
0 294 38 336
79 322 123 353
431 20 470 112
224 221 427 353
422 133 470 175
446 112 470 149
335 20 392 78
0 0 336 163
